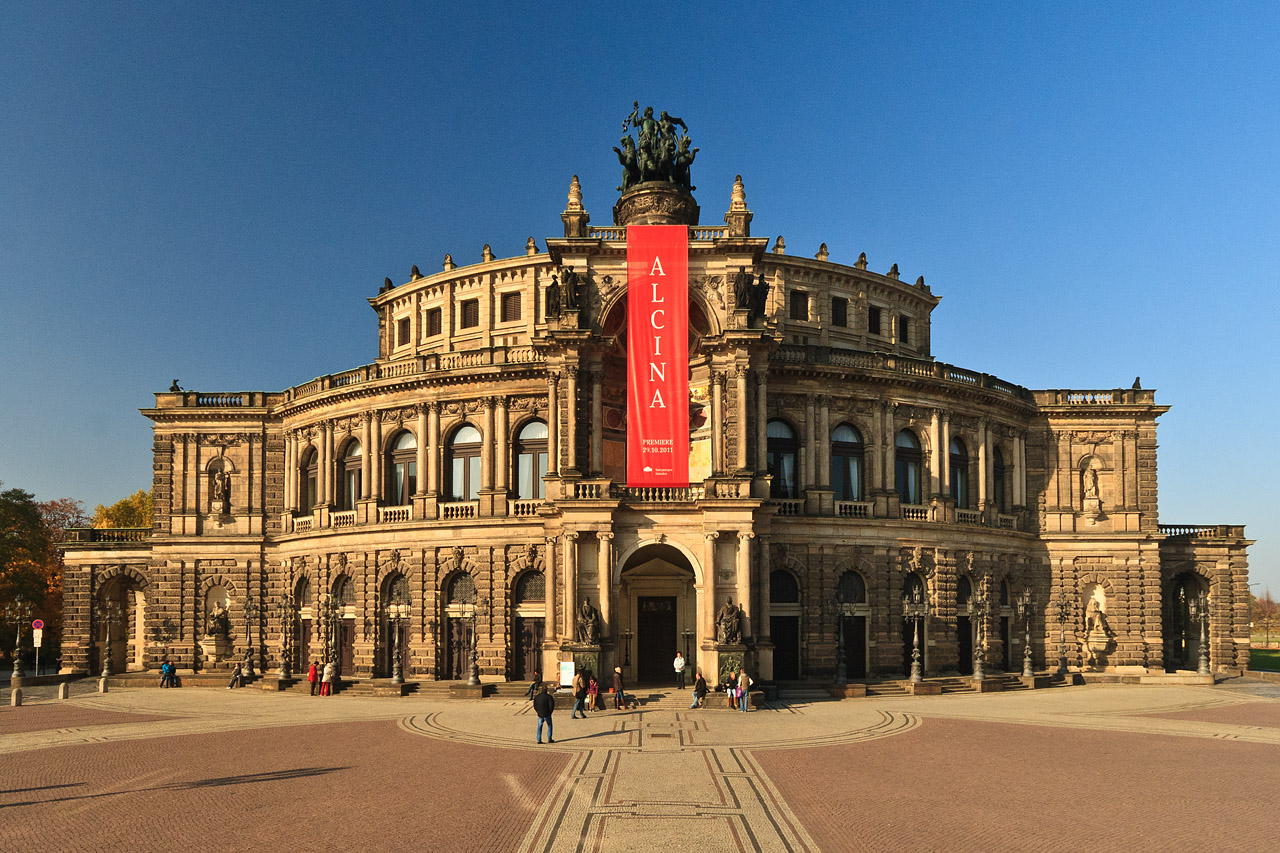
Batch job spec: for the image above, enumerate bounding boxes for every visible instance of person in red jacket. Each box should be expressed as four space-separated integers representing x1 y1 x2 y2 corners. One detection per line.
307 660 319 696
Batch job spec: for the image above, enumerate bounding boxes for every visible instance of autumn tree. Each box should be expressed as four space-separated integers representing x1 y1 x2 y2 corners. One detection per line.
92 489 153 529
0 485 77 659
1254 588 1279 647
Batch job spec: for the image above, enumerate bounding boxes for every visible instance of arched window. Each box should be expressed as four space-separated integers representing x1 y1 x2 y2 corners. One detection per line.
299 447 318 510
767 420 798 499
386 431 417 506
338 441 362 510
830 424 864 502
770 570 801 603
514 571 545 603
903 572 925 601
949 437 970 508
447 573 477 605
447 425 482 501
837 571 866 604
895 430 922 505
999 579 1011 608
514 420 548 500
992 446 1007 513
957 576 972 609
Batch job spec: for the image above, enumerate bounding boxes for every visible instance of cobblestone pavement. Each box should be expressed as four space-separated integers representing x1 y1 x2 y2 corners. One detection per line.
2 680 1277 852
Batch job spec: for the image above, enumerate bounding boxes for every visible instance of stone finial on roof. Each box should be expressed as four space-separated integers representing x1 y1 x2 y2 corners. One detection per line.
855 252 867 270
411 265 422 280
562 175 590 237
887 263 900 279
730 174 747 211
443 254 456 271
816 243 829 262
915 275 925 287
566 175 584 212
724 174 753 237
526 237 538 256
482 244 494 262
383 277 393 293
772 236 786 255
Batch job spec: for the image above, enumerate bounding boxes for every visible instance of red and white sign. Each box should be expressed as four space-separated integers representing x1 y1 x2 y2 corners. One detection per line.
627 225 689 486
32 619 43 630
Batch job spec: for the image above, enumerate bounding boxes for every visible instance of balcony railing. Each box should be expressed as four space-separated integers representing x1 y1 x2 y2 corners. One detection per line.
616 485 706 502
508 499 544 518
900 505 929 521
65 527 151 543
293 516 314 532
331 510 356 528
766 499 803 517
378 505 411 524
1159 524 1246 539
997 514 1018 530
836 501 872 519
441 501 478 520
769 346 1034 401
956 509 982 525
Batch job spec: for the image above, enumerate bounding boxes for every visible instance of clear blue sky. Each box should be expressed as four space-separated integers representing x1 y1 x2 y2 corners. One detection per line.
2 3 1276 593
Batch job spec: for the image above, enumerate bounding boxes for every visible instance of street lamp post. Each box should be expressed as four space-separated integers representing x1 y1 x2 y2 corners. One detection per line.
387 596 409 685
902 586 929 683
1192 591 1211 676
243 595 258 678
621 630 633 667
96 599 122 678
3 595 33 679
1018 590 1035 678
320 594 341 672
271 593 296 680
972 585 987 682
1055 587 1069 676
467 596 489 687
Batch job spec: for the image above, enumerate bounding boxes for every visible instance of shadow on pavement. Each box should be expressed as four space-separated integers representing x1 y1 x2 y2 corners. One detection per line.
0 766 350 809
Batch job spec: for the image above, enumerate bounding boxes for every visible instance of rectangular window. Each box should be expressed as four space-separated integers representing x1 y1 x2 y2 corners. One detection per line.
900 316 911 344
397 317 411 347
460 299 480 329
868 305 882 336
789 290 809 321
500 291 521 323
831 297 848 327
426 307 442 337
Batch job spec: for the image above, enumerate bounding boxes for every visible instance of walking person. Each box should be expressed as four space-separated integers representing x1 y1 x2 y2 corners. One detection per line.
321 659 336 696
533 684 556 744
690 668 707 709
587 673 600 712
738 669 753 712
226 662 242 689
525 670 541 700
307 660 319 696
571 670 587 719
673 651 686 689
612 666 626 710
726 671 738 708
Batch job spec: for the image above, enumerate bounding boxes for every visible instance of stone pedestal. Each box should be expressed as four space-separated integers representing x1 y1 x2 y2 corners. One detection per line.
198 634 233 668
613 182 699 227
450 683 494 699
905 681 942 696
970 678 1004 693
565 644 601 680
832 683 867 699
715 644 747 686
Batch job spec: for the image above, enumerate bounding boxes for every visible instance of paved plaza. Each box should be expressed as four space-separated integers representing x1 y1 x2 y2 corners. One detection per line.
2 679 1278 852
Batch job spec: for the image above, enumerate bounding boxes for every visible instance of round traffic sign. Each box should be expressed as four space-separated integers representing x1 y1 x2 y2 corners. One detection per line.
32 619 44 630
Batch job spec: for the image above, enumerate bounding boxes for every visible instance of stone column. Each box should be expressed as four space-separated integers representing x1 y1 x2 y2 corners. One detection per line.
817 396 831 487
564 532 578 641
481 397 495 491
1019 433 1028 507
929 409 942 495
284 433 295 512
427 403 440 495
370 411 382 502
941 413 951 497
711 371 725 475
598 532 613 642
323 420 335 505
702 533 719 644
978 421 989 507
359 415 371 500
804 395 816 488
566 368 579 473
546 372 560 477
544 537 558 645
756 535 771 642
589 365 603 476
736 531 754 638
755 369 768 472
415 406 428 494
495 397 509 494
735 366 749 473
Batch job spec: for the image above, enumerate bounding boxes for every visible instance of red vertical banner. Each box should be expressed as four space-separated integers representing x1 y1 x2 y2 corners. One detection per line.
627 224 689 487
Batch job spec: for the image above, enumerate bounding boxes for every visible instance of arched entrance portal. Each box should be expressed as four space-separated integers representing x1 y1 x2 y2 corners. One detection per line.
1165 572 1209 671
618 544 697 686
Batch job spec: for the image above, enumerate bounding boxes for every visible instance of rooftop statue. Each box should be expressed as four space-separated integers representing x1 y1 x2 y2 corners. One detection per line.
619 101 697 193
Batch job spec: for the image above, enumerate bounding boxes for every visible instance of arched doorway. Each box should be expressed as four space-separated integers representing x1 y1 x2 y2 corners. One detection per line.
443 572 477 680
1165 572 1209 671
330 576 356 675
771 570 802 680
998 579 1012 671
97 574 145 673
294 576 312 672
836 571 868 680
956 575 973 675
618 544 696 685
379 572 410 678
511 570 545 680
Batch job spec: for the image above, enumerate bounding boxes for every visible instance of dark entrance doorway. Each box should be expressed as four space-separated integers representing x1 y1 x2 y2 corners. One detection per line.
637 597 676 683
957 615 973 675
445 617 474 680
339 618 355 674
771 615 801 680
839 615 866 679
297 618 312 670
902 618 914 676
999 617 1011 671
514 616 543 680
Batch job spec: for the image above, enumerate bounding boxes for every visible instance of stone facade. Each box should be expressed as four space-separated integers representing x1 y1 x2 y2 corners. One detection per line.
61 161 1251 684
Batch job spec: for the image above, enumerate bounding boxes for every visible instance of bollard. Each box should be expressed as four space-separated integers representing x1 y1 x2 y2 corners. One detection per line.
98 677 109 694
10 688 22 707
58 682 70 700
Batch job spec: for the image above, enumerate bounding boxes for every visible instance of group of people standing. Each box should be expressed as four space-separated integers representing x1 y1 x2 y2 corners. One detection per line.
306 660 338 696
158 658 179 688
675 652 752 711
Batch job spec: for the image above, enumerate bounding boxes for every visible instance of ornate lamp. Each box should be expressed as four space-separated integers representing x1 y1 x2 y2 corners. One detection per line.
95 598 123 678
387 594 410 685
902 585 929 683
1055 588 1070 676
1018 590 1035 678
467 596 490 687
972 585 988 682
271 593 296 680
3 595 32 679
1191 591 1211 676
242 595 258 678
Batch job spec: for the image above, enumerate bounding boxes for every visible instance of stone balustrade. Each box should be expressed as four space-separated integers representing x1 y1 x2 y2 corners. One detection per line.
769 346 1033 401
65 527 151 543
378 505 411 524
1159 524 1247 539
900 505 929 521
836 501 872 518
331 510 356 528
441 501 477 520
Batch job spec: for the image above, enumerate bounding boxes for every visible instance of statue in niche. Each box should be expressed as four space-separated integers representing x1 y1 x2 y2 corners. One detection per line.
733 266 754 310
1083 467 1099 499
717 598 743 645
212 467 231 515
751 272 770 320
207 602 230 638
575 598 599 644
561 267 581 311
1083 593 1114 668
545 274 561 318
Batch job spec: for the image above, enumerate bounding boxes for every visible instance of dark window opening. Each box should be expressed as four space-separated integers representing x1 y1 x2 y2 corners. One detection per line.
868 306 882 336
789 290 809 321
426 307 443 337
500 292 521 323
460 299 480 329
832 297 848 327
397 317 411 347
